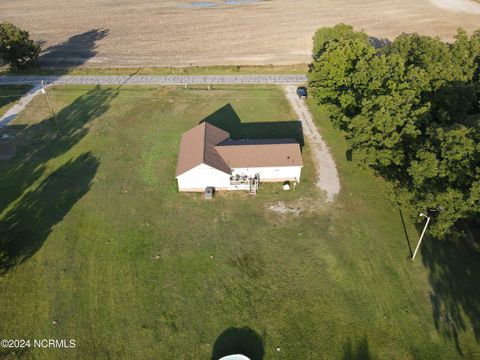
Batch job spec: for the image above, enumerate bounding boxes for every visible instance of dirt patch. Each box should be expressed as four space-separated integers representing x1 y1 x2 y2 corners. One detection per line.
267 202 302 216
266 195 327 217
0 0 478 67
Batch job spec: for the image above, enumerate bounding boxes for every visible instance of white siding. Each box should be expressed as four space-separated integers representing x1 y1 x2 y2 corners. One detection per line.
177 164 302 192
177 164 231 191
232 166 302 182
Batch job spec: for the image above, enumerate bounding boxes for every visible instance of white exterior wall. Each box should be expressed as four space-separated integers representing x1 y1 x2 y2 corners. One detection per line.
177 164 302 192
177 164 231 191
232 166 302 182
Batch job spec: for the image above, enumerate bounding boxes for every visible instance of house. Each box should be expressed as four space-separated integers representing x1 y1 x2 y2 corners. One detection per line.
175 122 303 192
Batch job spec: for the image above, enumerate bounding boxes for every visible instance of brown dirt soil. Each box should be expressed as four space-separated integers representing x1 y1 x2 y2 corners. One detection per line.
0 0 479 67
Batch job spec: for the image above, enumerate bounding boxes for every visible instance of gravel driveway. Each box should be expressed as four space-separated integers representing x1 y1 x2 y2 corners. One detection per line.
284 85 340 202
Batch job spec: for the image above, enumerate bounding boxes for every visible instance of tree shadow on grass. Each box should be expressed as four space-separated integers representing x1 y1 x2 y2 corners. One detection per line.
343 336 375 360
199 103 304 148
0 346 30 359
422 236 480 355
398 208 413 258
0 86 117 215
38 29 109 69
0 85 33 112
0 86 117 274
0 152 98 274
211 327 264 360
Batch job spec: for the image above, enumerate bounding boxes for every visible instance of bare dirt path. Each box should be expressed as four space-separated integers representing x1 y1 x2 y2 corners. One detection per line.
283 85 340 202
0 0 478 67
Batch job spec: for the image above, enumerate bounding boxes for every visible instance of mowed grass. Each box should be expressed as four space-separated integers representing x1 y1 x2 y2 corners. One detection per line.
0 85 478 359
0 85 32 117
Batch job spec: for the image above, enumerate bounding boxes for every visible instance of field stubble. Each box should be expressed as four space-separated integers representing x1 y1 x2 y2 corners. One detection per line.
0 0 479 67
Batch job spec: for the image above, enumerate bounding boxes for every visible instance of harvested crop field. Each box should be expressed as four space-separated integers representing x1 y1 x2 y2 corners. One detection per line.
0 0 479 67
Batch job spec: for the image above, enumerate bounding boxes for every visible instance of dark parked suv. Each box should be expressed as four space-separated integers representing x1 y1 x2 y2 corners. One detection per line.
296 86 307 99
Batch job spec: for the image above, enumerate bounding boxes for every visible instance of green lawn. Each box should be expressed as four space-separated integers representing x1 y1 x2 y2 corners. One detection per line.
0 85 478 359
0 85 32 117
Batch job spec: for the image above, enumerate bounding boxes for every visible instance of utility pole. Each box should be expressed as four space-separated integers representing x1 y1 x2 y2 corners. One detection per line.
41 81 59 129
412 213 431 260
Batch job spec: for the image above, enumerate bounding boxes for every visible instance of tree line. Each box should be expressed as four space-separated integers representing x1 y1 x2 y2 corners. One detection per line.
308 24 480 239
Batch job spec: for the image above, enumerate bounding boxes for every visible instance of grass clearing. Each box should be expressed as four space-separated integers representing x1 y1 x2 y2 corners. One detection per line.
0 85 478 359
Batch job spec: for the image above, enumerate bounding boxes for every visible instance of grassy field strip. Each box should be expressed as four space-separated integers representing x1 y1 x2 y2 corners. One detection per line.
3 64 309 77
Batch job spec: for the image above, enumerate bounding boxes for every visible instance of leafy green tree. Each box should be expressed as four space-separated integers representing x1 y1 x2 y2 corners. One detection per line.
308 37 376 128
312 23 369 60
0 22 40 70
450 28 480 81
401 125 479 238
385 33 455 91
348 91 425 171
386 30 480 126
309 25 480 239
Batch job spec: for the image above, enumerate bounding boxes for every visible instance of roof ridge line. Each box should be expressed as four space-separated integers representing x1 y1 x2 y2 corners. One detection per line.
202 122 207 164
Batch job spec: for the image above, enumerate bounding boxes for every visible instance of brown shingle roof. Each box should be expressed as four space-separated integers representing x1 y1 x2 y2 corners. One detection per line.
176 123 303 177
215 139 303 168
175 122 231 177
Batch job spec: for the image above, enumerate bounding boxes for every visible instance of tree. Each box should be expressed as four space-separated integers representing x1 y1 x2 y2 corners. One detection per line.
308 36 376 128
385 30 480 126
309 25 480 239
384 33 455 91
347 91 425 172
406 126 480 238
0 22 40 70
311 23 369 60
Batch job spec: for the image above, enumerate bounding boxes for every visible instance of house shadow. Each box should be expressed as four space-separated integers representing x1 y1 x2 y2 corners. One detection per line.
211 327 264 360
199 103 304 148
38 28 109 69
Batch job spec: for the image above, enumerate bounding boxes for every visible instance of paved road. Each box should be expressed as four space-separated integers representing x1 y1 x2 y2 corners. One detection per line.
284 85 340 202
0 74 307 86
